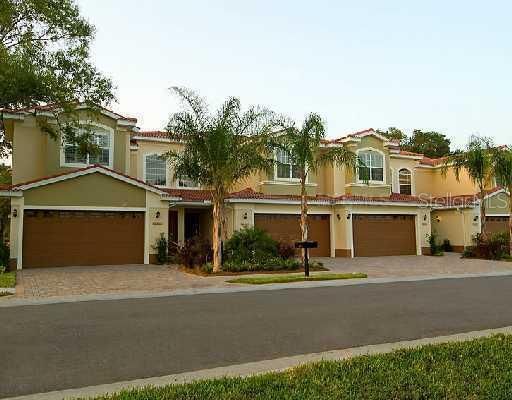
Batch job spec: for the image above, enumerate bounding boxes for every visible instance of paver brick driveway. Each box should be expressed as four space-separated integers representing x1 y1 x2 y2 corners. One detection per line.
16 264 228 298
10 253 512 299
316 252 512 278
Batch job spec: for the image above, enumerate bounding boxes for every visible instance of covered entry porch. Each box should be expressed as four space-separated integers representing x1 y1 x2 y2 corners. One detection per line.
168 206 212 245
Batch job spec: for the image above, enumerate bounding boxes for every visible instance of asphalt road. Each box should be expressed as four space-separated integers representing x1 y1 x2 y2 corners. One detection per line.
3 276 512 398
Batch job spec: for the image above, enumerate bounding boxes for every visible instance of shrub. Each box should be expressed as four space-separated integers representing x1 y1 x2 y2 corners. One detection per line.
442 239 453 252
224 227 278 264
486 232 510 260
0 242 9 269
277 241 296 260
426 232 443 256
153 234 168 264
221 257 300 273
470 232 511 260
178 236 212 268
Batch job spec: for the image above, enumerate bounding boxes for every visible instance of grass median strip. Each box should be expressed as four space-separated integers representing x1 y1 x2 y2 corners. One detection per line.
226 272 367 285
0 271 15 288
87 334 512 399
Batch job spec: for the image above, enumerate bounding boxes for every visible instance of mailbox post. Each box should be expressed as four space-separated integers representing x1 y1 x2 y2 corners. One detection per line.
294 240 318 277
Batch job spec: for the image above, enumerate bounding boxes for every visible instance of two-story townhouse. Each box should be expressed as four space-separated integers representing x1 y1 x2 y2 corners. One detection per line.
1 105 510 270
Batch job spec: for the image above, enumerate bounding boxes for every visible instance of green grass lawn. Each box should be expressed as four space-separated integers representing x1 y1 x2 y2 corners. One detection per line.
0 271 15 288
227 272 367 285
86 334 512 400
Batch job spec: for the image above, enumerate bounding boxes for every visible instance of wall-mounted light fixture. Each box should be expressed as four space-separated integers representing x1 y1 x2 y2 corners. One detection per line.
155 211 161 219
347 214 351 220
12 209 17 218
473 215 479 222
423 214 428 222
435 215 441 223
336 214 341 221
243 212 248 220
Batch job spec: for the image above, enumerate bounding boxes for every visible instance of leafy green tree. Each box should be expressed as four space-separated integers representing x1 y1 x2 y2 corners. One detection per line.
166 88 280 272
280 114 356 274
0 0 115 157
442 136 494 239
376 127 407 144
491 146 512 253
403 130 451 158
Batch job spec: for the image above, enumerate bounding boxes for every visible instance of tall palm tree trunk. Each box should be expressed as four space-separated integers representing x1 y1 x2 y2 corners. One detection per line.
480 187 488 240
212 194 224 273
300 175 309 274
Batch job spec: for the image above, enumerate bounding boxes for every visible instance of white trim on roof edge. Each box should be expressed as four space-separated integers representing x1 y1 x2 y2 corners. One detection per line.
13 166 166 195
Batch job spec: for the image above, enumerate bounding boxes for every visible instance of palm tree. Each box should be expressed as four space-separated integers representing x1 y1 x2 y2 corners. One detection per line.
491 146 512 253
166 88 280 272
280 114 357 274
442 136 494 239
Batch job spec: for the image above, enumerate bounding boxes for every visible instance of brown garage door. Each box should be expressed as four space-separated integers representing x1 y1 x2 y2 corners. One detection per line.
23 210 145 268
353 214 417 257
485 216 509 236
254 214 330 257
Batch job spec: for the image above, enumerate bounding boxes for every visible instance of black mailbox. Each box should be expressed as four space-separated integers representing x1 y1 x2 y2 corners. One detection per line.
295 241 318 249
294 241 318 277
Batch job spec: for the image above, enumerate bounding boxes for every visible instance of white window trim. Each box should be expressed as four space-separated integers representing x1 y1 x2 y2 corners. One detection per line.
273 149 306 183
143 152 170 187
398 167 414 195
356 147 386 185
60 121 115 169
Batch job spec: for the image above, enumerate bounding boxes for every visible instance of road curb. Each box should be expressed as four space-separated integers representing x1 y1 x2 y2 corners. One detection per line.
5 325 512 400
2 271 512 308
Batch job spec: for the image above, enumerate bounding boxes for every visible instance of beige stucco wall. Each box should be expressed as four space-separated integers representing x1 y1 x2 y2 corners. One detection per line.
11 116 47 185
389 157 420 195
431 208 480 249
10 112 132 184
23 173 146 207
132 141 184 186
146 191 169 259
486 192 510 215
416 167 478 197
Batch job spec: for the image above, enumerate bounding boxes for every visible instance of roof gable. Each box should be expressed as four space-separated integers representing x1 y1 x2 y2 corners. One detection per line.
11 165 165 195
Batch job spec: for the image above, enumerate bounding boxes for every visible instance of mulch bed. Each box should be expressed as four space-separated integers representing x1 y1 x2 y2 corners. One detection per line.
178 265 329 277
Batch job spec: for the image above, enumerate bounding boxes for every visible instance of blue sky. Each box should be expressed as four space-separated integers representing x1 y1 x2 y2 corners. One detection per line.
79 0 512 148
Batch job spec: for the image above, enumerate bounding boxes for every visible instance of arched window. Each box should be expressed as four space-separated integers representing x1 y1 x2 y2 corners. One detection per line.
358 150 384 182
145 154 167 186
399 168 412 195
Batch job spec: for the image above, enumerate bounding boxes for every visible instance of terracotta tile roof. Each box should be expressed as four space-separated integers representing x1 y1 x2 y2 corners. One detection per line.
420 156 447 167
398 150 424 157
332 128 376 143
335 193 424 204
1 103 137 122
134 131 169 139
428 187 505 207
162 188 212 202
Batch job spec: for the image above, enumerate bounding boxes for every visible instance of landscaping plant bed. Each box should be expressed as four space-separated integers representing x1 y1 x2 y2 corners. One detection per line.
179 265 328 277
83 334 512 400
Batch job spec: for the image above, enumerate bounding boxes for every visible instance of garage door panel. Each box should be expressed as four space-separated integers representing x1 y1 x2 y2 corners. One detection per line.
23 211 145 268
353 214 416 257
485 216 509 236
254 214 330 257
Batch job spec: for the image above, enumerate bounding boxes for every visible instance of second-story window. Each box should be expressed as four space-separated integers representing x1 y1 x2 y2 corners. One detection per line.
145 154 167 186
63 131 111 167
177 177 197 188
399 168 412 195
276 149 300 180
358 150 384 183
